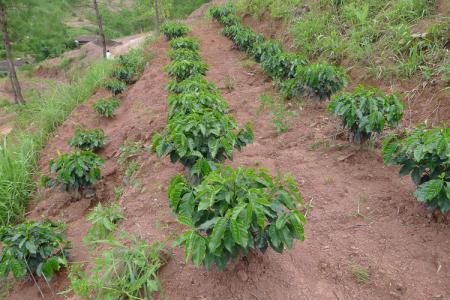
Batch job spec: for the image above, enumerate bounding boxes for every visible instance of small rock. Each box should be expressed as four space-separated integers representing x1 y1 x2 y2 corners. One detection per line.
237 270 248 282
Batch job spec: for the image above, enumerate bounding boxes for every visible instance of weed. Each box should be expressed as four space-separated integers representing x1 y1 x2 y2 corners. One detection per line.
258 94 297 134
223 75 236 92
114 186 124 201
351 264 370 284
84 203 125 243
124 161 139 185
118 141 145 166
240 59 256 69
308 139 331 151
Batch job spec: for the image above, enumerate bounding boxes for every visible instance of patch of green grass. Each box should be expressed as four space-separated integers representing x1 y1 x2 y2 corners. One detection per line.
351 264 370 284
0 59 114 226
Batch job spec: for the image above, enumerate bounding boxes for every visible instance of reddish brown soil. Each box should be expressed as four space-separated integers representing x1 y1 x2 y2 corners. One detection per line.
6 4 450 300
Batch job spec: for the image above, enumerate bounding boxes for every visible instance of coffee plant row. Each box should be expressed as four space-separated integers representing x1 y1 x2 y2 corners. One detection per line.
153 23 306 270
210 6 449 214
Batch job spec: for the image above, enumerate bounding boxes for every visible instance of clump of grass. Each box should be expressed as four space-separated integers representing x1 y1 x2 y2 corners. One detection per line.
351 264 370 284
223 75 236 92
241 59 256 69
308 139 331 151
258 94 297 134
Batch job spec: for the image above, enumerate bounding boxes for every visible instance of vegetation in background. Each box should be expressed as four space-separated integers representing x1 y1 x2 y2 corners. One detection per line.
170 165 305 270
0 59 113 226
382 126 449 213
0 221 70 283
328 86 404 143
234 0 448 80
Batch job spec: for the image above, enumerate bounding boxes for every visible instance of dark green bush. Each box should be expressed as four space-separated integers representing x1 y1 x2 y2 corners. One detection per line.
92 98 121 118
169 37 200 51
166 76 218 94
69 129 108 151
161 23 190 40
169 165 306 270
0 220 70 282
167 91 228 119
328 86 404 143
261 52 308 79
165 60 208 82
152 110 253 170
209 4 237 24
382 126 449 213
250 40 282 64
48 151 104 196
298 63 348 100
105 78 127 96
168 48 201 61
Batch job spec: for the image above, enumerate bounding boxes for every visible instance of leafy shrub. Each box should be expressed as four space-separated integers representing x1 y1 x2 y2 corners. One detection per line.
275 78 304 100
69 129 108 151
382 126 449 213
222 25 259 53
209 4 236 24
152 110 254 170
0 221 70 282
261 52 308 79
48 151 104 196
169 37 200 51
114 49 146 84
112 66 135 85
84 203 125 242
250 40 282 64
165 60 208 82
298 63 348 100
328 86 404 143
168 48 201 61
166 76 218 94
92 98 121 118
70 236 167 300
220 14 241 27
161 23 190 40
169 165 306 270
167 91 228 119
104 78 127 96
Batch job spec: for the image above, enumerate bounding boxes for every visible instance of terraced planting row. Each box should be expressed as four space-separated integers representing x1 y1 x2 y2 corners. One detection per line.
210 4 449 215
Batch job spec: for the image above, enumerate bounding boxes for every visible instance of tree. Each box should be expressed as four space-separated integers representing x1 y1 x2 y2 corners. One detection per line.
0 1 24 104
154 0 160 36
92 0 107 58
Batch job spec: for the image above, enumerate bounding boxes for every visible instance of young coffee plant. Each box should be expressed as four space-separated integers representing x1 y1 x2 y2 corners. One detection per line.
152 110 254 171
166 76 218 94
104 78 127 96
70 235 167 300
250 40 282 64
298 63 348 100
169 37 200 51
48 151 104 197
382 125 449 213
167 91 228 119
114 49 146 84
222 25 259 53
161 23 190 40
165 60 208 82
275 78 305 100
328 86 404 143
84 202 125 243
168 48 201 62
92 98 120 118
68 128 108 151
169 165 306 270
210 4 237 24
0 221 70 282
261 51 308 80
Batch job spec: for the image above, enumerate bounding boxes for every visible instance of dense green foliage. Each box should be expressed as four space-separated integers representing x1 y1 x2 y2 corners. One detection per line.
48 151 104 195
382 126 449 212
161 23 190 40
104 79 127 96
299 64 348 100
68 129 108 151
70 236 166 300
170 165 306 270
152 110 253 170
112 49 147 84
166 76 218 94
167 91 228 118
328 86 404 143
0 221 70 281
92 98 121 118
169 37 200 51
168 48 202 62
165 60 208 82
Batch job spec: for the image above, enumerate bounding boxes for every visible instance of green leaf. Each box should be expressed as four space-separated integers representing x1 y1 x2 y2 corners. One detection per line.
191 235 206 266
230 219 248 248
414 179 444 203
208 217 228 252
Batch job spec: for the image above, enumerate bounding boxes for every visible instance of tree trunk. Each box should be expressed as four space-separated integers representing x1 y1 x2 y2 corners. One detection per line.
93 0 107 58
154 0 160 37
0 4 25 105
